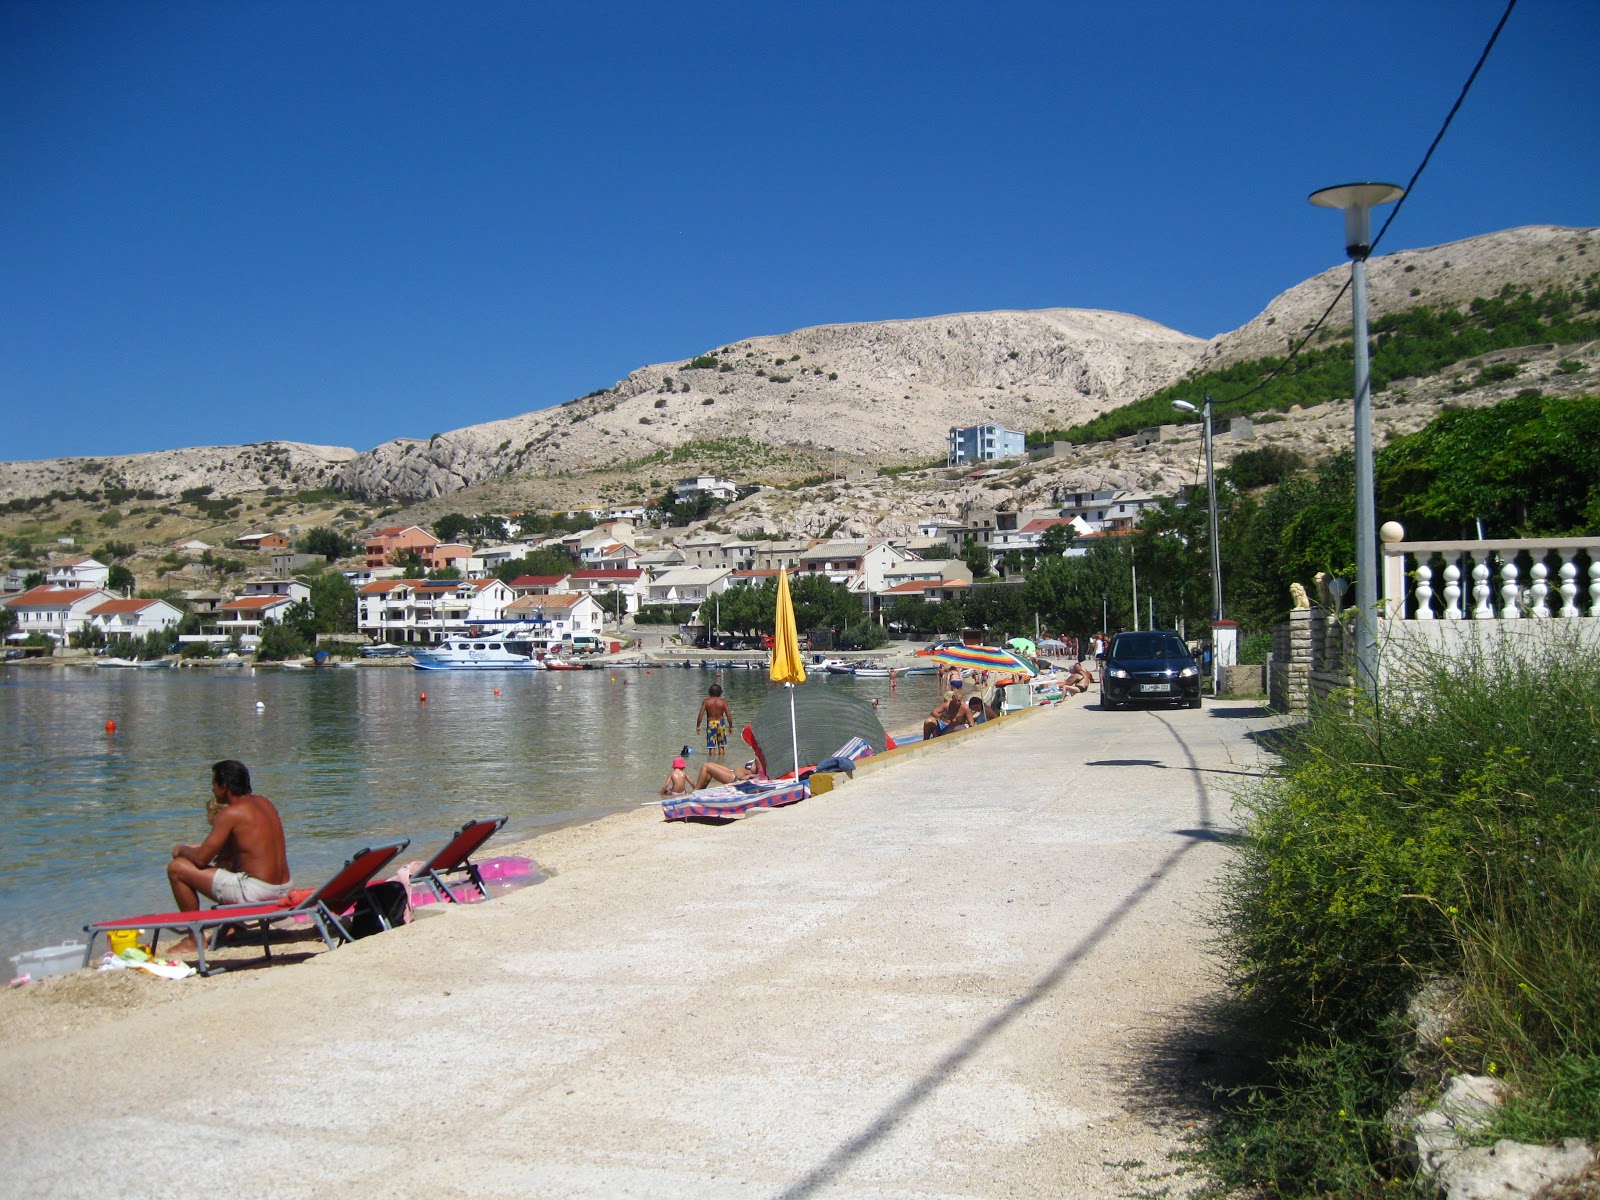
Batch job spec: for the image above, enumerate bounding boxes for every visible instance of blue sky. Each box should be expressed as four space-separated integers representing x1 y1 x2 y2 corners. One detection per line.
3 1 1595 463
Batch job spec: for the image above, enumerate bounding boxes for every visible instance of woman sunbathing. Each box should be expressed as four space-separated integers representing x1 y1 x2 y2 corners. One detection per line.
695 759 763 789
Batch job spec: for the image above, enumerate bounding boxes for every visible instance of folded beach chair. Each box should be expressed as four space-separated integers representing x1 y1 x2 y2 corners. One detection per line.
414 816 508 904
83 840 411 976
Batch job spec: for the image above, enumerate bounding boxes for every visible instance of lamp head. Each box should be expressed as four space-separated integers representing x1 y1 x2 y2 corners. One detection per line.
1171 400 1197 414
1308 182 1405 259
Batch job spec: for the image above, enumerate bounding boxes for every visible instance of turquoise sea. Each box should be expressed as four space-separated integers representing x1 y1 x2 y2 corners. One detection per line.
0 662 940 969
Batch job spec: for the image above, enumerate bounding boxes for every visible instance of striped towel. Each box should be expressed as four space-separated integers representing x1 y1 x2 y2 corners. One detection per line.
662 779 809 822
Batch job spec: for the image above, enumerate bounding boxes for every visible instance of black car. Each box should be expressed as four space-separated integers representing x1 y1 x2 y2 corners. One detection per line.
1099 630 1202 709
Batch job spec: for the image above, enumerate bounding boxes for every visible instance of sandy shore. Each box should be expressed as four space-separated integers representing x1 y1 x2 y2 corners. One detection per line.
0 696 1282 1199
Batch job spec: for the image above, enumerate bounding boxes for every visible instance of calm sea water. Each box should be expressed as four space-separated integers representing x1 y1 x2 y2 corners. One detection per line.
0 662 940 968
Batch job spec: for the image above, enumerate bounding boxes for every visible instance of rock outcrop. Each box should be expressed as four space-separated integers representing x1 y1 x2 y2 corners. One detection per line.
0 441 357 505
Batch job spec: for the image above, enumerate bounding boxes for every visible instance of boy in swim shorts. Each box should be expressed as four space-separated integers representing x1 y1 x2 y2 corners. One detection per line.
696 683 732 759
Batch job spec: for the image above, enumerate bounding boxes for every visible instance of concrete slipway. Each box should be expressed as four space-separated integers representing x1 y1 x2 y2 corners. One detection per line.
0 699 1282 1199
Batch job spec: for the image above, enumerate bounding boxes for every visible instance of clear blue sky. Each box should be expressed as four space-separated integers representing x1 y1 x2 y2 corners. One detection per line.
3 1 1595 462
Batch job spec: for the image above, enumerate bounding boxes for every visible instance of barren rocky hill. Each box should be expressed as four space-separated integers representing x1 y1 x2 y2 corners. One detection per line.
2 226 1593 520
331 308 1205 502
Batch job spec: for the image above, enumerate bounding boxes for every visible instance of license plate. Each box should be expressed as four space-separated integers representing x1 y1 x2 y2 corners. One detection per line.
1139 683 1171 693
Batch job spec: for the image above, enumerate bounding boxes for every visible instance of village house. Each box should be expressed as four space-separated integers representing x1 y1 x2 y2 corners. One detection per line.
46 556 111 589
364 525 440 568
797 540 910 597
3 586 116 643
565 568 644 617
640 566 732 609
213 579 311 638
234 532 290 552
751 540 811 573
672 475 739 504
502 591 604 641
948 422 1025 466
355 577 518 643
89 597 183 642
507 574 570 598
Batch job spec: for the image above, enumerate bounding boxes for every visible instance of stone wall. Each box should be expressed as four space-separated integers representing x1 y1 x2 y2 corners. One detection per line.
1269 610 1311 712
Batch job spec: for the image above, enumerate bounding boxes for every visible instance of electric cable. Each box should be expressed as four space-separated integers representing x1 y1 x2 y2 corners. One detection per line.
1182 0 1518 414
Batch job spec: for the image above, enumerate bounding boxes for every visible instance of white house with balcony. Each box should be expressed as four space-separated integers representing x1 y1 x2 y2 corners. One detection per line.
355 577 516 643
797 540 911 597
502 591 604 641
46 556 110 589
89 597 183 641
3 586 115 642
672 476 739 503
640 566 732 609
948 423 1025 466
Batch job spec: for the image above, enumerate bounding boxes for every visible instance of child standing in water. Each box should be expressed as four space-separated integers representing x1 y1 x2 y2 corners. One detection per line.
696 683 732 760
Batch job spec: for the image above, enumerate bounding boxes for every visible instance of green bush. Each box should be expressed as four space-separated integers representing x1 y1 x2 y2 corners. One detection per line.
1206 631 1600 1194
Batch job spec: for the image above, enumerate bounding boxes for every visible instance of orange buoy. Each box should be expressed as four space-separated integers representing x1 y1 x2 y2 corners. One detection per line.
493 688 500 696
105 720 116 734
419 692 427 702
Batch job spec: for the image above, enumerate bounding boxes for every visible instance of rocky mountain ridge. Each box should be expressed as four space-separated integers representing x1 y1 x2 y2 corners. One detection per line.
2 226 1593 515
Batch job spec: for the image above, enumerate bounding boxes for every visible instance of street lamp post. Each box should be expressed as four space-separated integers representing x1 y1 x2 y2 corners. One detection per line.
1175 394 1224 695
1309 181 1405 698
1172 394 1221 622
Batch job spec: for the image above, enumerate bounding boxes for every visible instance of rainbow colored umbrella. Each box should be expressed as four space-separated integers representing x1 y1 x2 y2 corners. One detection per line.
928 644 1038 677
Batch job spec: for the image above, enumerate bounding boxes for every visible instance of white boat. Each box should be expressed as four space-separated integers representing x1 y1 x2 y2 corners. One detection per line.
411 634 547 671
96 657 140 669
851 662 892 678
818 658 854 674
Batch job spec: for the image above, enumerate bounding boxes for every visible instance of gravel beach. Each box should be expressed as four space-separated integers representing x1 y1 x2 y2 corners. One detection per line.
0 696 1282 1199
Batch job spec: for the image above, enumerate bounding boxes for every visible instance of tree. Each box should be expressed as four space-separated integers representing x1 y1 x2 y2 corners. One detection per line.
299 527 350 562
492 547 579 583
107 564 136 593
257 621 309 661
390 548 425 575
308 572 358 634
0 608 15 640
961 537 993 579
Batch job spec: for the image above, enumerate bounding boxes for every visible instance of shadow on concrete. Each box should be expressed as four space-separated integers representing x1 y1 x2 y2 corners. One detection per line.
776 705 1229 1199
1206 705 1274 719
1085 758 1270 779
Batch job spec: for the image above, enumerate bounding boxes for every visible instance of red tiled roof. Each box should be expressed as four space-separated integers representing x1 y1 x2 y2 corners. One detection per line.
1019 517 1076 533
220 596 292 613
569 569 641 581
506 593 585 611
4 586 107 609
509 575 567 587
89 598 160 614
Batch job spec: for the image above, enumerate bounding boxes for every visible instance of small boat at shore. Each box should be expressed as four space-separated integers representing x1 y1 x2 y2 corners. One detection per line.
411 636 547 671
96 658 141 669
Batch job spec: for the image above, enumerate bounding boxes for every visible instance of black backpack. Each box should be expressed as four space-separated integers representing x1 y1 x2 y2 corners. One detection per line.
347 880 411 939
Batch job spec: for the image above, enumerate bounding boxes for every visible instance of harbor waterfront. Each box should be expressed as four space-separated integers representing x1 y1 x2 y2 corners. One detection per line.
0 662 942 969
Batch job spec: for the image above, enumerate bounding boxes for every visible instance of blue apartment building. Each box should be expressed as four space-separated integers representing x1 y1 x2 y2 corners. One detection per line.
948 423 1026 466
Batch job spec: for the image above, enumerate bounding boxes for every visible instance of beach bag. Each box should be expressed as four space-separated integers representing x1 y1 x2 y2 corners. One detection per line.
348 879 411 939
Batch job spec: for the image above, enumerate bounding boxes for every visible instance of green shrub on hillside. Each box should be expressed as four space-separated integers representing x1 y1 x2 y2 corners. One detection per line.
1034 279 1600 447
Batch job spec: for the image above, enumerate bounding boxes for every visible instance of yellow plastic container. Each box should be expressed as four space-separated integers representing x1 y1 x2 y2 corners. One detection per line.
106 930 141 956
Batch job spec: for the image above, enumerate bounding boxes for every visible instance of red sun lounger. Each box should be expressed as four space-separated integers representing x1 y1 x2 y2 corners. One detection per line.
82 840 411 976
415 816 508 904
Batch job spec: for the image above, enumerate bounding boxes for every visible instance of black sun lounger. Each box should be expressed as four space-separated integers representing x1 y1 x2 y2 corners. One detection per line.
415 816 508 904
83 840 411 976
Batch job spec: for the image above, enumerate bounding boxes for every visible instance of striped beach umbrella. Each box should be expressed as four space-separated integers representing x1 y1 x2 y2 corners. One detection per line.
928 644 1038 677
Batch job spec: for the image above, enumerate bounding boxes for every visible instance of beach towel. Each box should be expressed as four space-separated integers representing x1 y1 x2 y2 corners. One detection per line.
662 778 809 822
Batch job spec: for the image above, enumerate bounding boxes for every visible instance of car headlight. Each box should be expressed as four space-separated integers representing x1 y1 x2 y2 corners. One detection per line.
1108 667 1130 679
1179 666 1197 678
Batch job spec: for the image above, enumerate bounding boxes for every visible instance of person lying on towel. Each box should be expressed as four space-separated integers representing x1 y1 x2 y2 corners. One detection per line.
168 759 293 912
695 759 763 790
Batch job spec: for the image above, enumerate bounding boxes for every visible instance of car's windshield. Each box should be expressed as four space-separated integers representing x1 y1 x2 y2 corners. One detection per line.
1109 633 1190 660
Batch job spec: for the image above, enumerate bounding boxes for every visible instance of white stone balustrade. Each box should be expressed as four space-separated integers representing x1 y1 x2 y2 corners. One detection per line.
1382 538 1600 621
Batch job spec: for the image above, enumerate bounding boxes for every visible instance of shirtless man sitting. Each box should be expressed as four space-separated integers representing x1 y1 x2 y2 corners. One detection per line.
922 679 975 739
168 760 292 912
1064 659 1094 694
695 758 762 789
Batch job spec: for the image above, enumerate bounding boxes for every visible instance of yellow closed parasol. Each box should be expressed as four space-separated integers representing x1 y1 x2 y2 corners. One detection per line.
769 569 806 776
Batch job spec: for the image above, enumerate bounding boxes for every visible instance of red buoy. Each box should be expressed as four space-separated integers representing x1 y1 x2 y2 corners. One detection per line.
419 692 427 703
105 720 116 734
